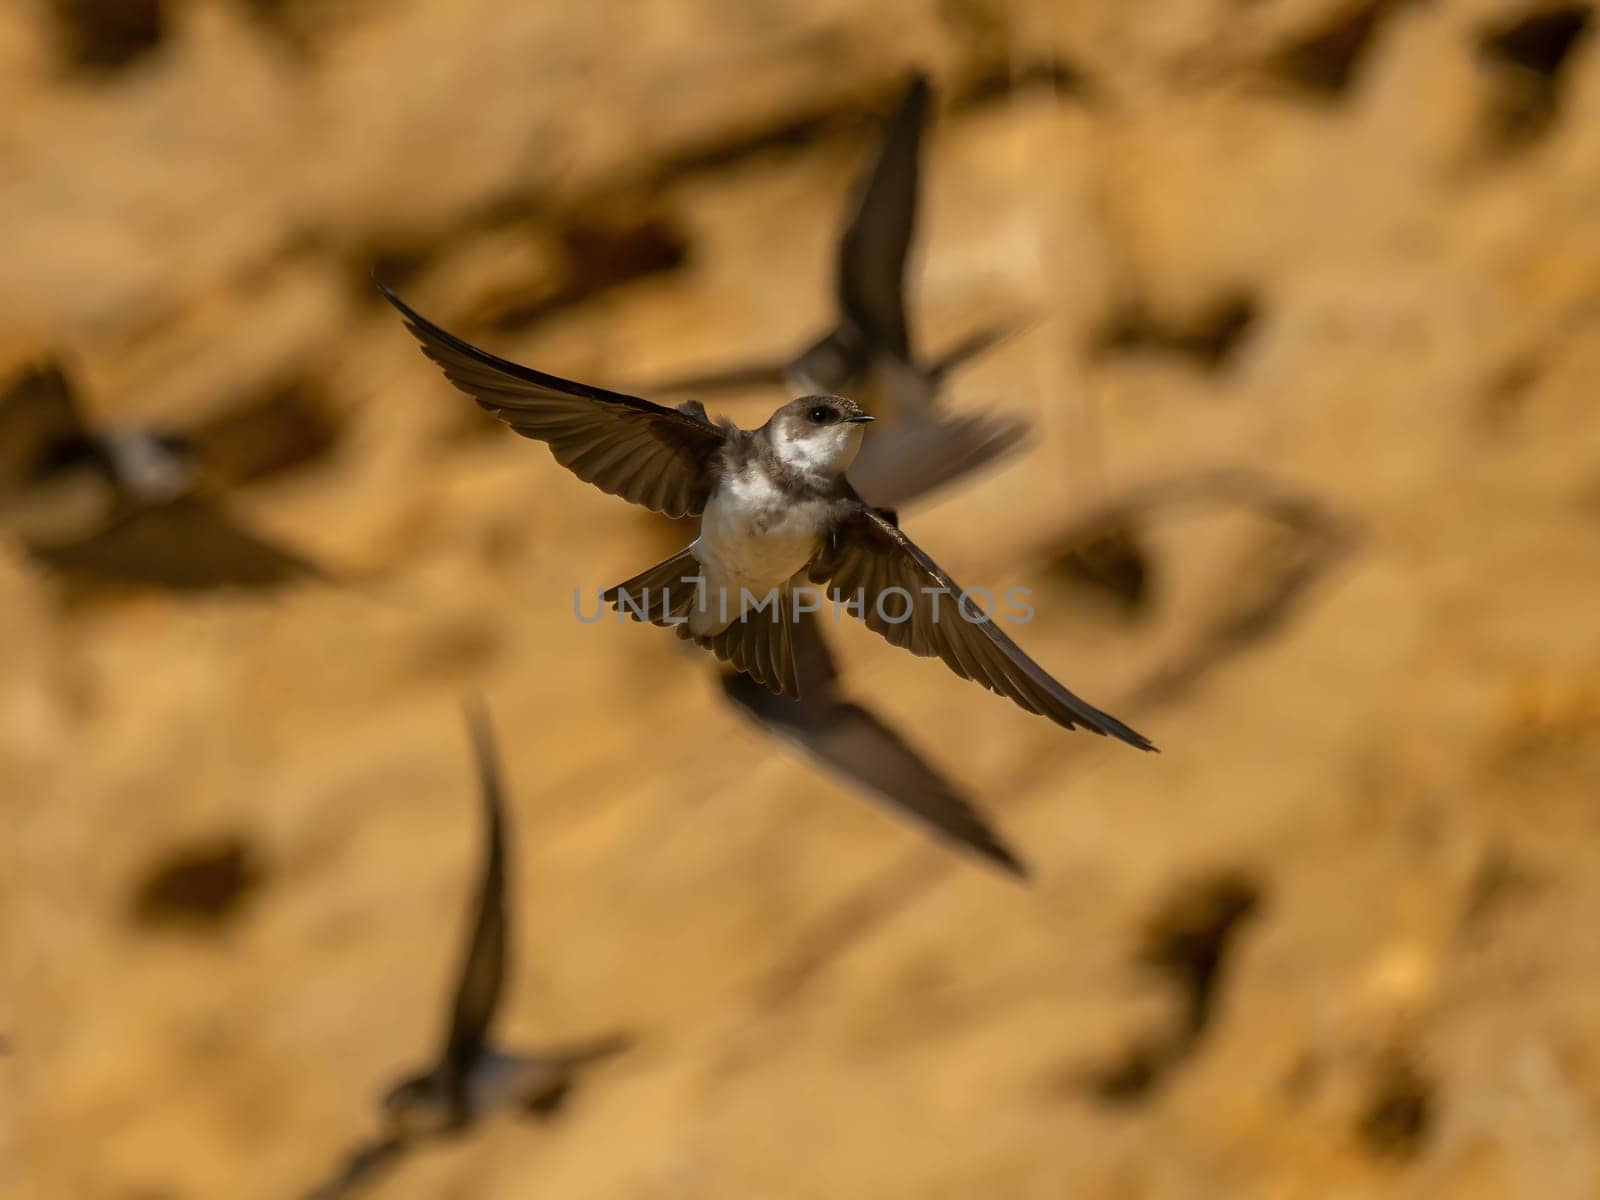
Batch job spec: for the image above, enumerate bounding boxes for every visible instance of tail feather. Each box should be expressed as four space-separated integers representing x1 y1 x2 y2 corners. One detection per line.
606 558 810 700
603 547 701 625
677 585 803 698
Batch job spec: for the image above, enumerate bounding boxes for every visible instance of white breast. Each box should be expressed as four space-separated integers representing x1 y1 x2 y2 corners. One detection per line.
697 463 827 594
104 433 191 504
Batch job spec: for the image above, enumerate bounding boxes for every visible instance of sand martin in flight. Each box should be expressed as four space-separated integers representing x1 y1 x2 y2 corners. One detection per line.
306 702 630 1199
0 361 330 590
644 71 1027 511
379 286 1153 759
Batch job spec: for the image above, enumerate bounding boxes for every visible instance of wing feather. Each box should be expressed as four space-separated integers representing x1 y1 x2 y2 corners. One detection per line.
811 505 1155 749
381 286 724 518
440 701 509 1078
836 74 928 357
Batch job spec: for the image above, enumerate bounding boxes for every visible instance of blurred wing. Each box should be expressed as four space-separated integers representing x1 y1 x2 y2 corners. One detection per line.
0 362 89 493
24 496 323 590
518 1031 635 1119
836 73 929 358
810 504 1156 749
635 360 789 397
302 1136 404 1200
441 701 510 1077
185 381 341 488
847 410 1028 509
535 1030 635 1072
719 630 1027 877
381 286 725 518
926 320 1023 382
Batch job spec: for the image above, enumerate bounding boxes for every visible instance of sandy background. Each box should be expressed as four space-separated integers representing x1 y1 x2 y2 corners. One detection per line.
4 0 1600 1196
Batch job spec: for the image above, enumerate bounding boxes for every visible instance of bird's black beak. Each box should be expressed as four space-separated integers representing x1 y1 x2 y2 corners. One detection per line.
847 413 876 424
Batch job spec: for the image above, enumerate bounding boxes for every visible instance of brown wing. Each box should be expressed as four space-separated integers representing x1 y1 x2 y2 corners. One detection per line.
185 381 341 488
810 505 1156 749
836 73 928 358
635 360 789 398
925 320 1021 383
531 1030 635 1073
381 286 725 518
24 496 324 590
440 700 509 1079
847 409 1027 510
302 1136 405 1200
719 616 1027 877
0 362 89 494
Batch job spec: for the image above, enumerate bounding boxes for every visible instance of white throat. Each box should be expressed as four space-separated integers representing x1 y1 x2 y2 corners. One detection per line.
774 423 864 478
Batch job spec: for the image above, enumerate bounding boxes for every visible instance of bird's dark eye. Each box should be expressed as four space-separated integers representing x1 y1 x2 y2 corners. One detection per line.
808 406 831 424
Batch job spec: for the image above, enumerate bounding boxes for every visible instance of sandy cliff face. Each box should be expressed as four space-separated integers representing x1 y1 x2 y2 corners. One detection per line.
4 1 1599 1197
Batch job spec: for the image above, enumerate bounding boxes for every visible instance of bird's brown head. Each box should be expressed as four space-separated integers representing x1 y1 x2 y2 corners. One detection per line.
767 394 874 478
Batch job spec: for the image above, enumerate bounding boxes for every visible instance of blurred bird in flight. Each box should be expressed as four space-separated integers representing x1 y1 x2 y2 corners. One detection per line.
306 702 630 1199
644 70 1028 511
0 361 330 590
